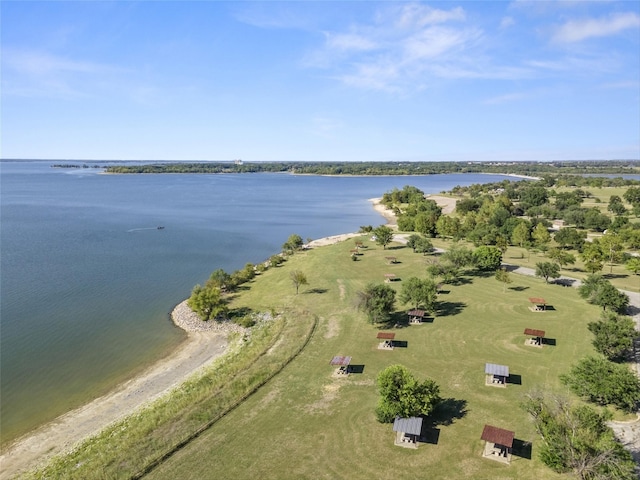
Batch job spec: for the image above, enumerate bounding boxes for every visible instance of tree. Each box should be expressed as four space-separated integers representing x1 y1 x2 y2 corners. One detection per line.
522 390 636 479
581 242 605 274
406 234 432 254
535 262 561 283
356 283 396 324
187 284 228 321
623 186 640 208
375 364 441 423
588 312 637 362
511 221 531 248
290 270 308 294
625 257 640 291
578 274 629 313
553 227 585 250
400 277 438 313
495 268 512 292
547 248 576 271
532 223 551 249
426 258 459 284
561 357 640 412
598 233 625 274
436 215 461 240
441 244 474 269
282 233 304 254
372 225 394 250
472 245 503 271
207 268 233 291
608 195 627 215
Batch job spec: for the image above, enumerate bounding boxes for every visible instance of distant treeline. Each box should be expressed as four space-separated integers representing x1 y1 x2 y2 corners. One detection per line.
104 160 640 176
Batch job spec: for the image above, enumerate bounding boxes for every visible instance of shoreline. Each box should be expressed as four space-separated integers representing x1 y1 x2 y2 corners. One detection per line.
0 302 239 479
0 199 393 478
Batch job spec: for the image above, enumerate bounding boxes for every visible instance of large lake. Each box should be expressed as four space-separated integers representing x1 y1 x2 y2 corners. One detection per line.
0 161 516 442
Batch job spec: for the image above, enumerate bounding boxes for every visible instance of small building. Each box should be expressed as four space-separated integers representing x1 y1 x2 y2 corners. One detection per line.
485 363 509 387
385 256 397 264
528 297 546 312
407 309 425 324
524 328 545 347
481 424 515 463
384 273 397 283
377 332 395 349
330 355 352 376
393 416 423 448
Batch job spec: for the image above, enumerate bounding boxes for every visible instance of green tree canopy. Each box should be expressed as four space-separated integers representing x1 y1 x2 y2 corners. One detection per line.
282 233 304 254
290 270 308 294
522 390 636 479
578 274 629 313
187 284 228 321
495 268 513 292
535 261 561 283
472 245 503 271
375 364 441 423
553 227 585 250
372 225 394 250
356 283 396 324
561 356 640 412
399 277 438 312
588 312 636 362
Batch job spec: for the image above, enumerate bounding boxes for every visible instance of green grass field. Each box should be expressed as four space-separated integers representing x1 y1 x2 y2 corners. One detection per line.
146 235 605 480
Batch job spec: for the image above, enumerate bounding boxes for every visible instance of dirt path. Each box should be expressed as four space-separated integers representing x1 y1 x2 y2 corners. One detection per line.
0 330 229 479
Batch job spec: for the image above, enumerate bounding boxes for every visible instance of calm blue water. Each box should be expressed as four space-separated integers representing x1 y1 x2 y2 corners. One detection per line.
0 161 515 442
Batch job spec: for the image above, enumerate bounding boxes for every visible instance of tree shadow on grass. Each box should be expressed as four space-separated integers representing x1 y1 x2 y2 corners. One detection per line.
304 288 328 294
509 286 529 292
437 301 466 317
432 398 468 427
228 306 253 319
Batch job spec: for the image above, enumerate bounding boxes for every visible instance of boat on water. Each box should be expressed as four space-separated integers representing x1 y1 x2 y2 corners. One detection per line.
157 226 165 230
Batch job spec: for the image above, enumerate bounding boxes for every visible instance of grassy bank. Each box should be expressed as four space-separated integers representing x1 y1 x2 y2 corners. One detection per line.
26 309 317 479
142 235 604 480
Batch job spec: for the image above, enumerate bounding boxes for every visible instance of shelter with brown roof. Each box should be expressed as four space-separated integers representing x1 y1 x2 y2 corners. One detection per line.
377 332 395 350
330 355 351 376
407 309 425 324
524 328 545 347
481 424 515 463
528 297 546 312
384 273 397 283
385 256 397 264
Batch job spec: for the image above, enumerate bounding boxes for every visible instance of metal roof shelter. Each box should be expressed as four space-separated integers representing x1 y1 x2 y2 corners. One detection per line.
408 309 426 324
485 363 509 377
485 363 509 386
393 417 423 436
393 417 423 448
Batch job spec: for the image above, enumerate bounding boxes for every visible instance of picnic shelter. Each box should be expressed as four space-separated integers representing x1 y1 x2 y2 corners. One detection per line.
377 332 395 350
393 417 423 448
528 297 546 312
330 355 352 375
480 424 515 463
407 309 425 324
524 328 545 347
485 363 509 387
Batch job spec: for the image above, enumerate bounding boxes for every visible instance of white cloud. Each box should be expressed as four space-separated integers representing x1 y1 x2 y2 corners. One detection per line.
393 3 466 29
553 12 640 43
324 32 377 52
500 16 515 29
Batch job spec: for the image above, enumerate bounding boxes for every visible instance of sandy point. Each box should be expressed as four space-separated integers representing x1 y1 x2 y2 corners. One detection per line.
0 302 239 479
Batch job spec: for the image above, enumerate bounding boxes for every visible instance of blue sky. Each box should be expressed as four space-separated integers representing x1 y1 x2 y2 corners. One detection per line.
2 1 639 162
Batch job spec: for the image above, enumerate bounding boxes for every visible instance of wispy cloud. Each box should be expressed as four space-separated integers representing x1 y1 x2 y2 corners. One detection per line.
552 12 640 43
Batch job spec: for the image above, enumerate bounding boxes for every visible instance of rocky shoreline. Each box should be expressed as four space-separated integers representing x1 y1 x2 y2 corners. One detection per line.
171 300 246 334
